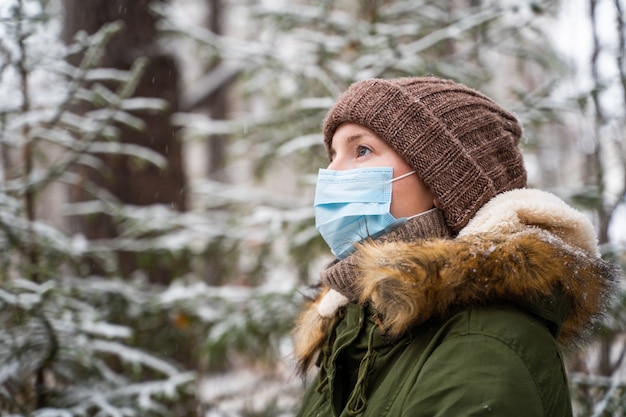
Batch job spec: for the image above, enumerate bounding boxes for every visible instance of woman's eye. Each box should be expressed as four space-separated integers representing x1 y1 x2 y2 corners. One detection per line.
357 146 371 157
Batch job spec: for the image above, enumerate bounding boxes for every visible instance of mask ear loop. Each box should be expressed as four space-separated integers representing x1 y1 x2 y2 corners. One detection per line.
387 170 416 183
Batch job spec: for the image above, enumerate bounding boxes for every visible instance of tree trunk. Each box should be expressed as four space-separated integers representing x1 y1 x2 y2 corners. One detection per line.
62 0 187 284
206 0 229 181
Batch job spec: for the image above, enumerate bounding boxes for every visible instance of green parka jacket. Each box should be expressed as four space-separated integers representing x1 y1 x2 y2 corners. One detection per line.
294 189 621 417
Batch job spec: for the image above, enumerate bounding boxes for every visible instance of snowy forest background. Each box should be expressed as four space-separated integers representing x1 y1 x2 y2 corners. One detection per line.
0 0 625 415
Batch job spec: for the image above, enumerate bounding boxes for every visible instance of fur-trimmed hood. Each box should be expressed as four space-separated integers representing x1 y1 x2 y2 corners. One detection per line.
294 189 622 373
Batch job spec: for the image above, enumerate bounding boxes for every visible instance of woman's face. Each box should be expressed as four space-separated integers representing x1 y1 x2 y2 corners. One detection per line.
327 122 435 218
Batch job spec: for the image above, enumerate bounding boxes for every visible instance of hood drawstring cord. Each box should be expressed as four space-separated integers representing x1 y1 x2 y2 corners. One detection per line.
316 315 342 394
345 323 378 416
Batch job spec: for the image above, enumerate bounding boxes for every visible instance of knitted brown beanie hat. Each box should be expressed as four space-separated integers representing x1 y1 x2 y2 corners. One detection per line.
323 76 527 232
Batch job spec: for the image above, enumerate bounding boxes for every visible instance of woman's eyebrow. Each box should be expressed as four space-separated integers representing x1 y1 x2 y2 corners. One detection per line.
345 133 366 144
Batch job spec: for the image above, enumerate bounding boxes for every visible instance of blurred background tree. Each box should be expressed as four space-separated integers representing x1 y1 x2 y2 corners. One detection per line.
0 0 624 416
62 0 188 285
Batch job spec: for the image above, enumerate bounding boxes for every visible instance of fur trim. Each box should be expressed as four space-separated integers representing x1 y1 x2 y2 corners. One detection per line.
460 189 599 256
292 286 338 375
318 289 349 317
354 230 619 345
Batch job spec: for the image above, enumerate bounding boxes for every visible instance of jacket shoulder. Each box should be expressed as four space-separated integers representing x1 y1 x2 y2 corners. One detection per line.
399 306 572 417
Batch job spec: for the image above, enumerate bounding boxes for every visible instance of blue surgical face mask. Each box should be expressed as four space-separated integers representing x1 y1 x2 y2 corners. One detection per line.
314 167 416 259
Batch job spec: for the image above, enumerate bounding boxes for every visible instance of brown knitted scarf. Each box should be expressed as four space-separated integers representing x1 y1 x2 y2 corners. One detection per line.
320 208 451 301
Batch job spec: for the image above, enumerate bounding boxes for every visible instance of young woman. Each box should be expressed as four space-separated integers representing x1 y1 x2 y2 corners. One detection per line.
293 77 621 417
